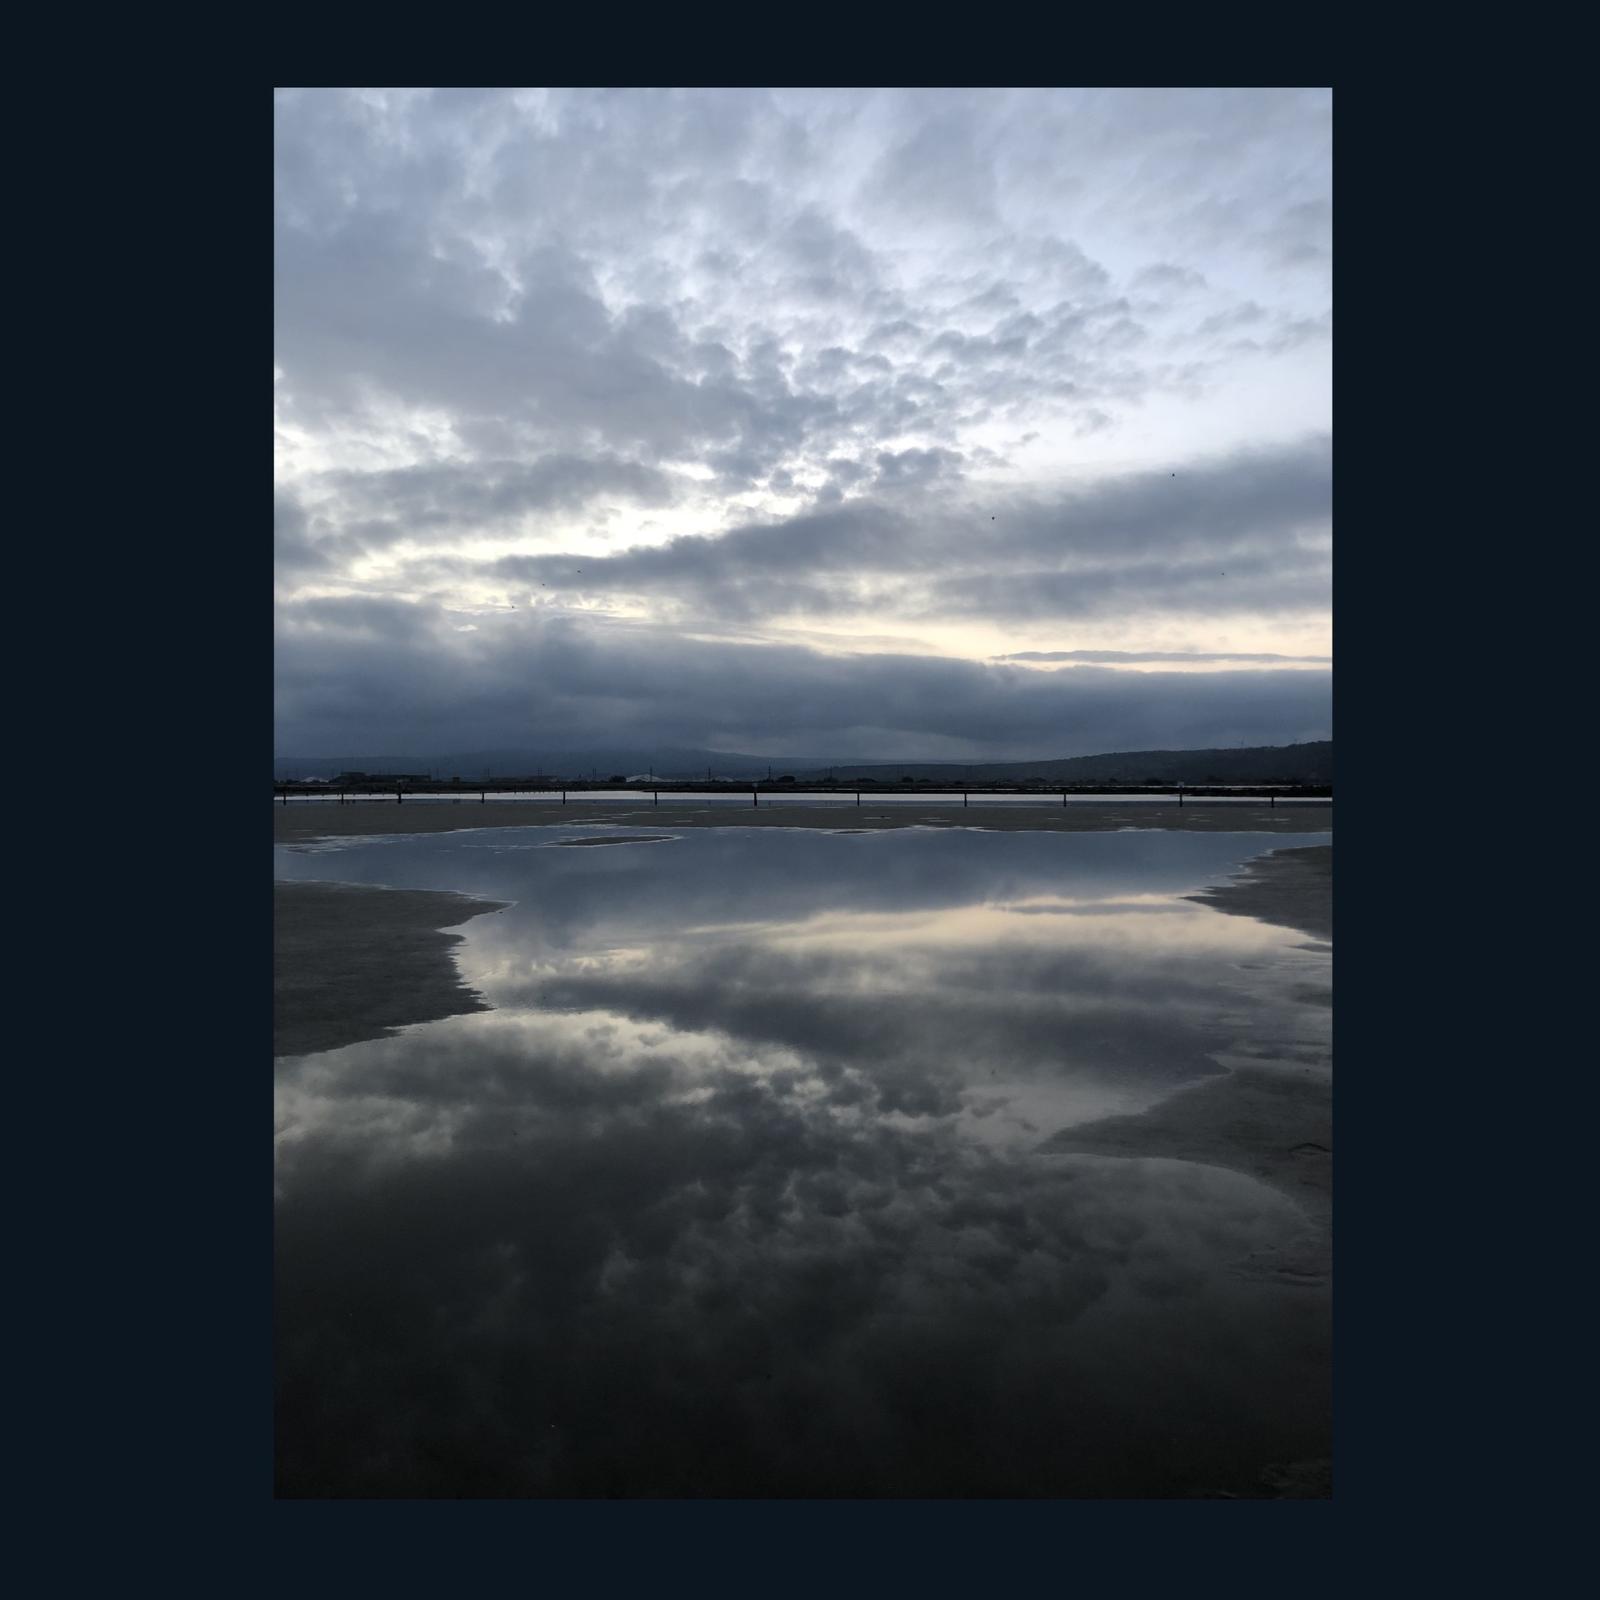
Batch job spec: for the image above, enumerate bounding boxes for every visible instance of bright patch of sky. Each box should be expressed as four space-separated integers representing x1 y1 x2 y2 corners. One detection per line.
276 88 1330 758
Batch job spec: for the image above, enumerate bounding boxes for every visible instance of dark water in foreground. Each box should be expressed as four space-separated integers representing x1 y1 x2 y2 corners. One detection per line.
274 826 1332 1497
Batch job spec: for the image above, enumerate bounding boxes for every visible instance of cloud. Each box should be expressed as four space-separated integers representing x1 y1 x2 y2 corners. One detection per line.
274 492 328 574
461 435 1332 629
276 88 1330 485
1133 263 1208 295
287 456 683 566
275 89 1331 758
997 650 1332 666
275 599 1329 758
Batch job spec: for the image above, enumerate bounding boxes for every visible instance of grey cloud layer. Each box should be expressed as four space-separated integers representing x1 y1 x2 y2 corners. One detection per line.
470 436 1331 625
277 90 1329 494
276 603 1329 758
998 650 1331 666
275 89 1330 756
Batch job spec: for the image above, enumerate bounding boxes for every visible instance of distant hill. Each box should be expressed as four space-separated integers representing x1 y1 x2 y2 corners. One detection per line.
275 740 1331 785
273 747 839 782
826 742 1332 785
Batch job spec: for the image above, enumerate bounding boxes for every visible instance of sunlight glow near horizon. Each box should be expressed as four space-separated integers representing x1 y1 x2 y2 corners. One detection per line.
276 88 1330 757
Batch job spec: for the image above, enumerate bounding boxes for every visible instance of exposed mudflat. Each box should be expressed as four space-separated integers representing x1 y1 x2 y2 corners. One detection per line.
274 880 507 1057
548 833 675 847
1186 844 1332 941
1045 1061 1331 1266
1057 843 1333 1296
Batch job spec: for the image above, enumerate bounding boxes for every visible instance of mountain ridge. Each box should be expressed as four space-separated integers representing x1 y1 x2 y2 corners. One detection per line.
276 740 1332 785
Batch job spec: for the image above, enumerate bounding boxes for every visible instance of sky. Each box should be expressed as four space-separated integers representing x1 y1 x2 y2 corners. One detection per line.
275 88 1331 761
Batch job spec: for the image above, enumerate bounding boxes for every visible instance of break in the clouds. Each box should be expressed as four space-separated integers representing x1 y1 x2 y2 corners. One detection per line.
275 88 1331 758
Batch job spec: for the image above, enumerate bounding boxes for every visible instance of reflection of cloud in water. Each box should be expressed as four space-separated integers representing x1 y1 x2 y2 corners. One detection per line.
274 825 1331 955
274 827 1331 1496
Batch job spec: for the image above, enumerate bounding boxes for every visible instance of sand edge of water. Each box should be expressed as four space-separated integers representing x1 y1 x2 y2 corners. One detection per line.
1050 844 1333 1266
274 880 507 1058
274 799 1332 846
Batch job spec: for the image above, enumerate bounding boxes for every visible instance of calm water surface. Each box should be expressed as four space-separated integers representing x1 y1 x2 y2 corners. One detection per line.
274 825 1332 1497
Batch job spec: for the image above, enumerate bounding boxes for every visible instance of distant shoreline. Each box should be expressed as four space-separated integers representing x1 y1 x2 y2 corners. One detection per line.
274 799 1332 848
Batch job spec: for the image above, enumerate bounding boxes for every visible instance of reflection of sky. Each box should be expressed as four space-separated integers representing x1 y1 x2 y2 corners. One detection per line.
275 826 1332 1497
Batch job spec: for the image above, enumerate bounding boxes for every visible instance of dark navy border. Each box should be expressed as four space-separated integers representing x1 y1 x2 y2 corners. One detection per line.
32 65 1529 1582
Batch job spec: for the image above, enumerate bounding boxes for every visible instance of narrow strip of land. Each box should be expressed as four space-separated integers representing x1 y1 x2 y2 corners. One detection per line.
274 881 506 1058
275 799 1331 846
1186 844 1332 941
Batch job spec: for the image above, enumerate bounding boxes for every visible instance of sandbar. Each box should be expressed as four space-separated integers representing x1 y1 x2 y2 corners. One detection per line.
274 880 506 1058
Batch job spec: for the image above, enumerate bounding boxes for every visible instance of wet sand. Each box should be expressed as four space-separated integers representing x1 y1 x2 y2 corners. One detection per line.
1047 841 1332 1496
274 881 506 1057
275 798 1332 846
1051 1051 1334 1500
549 833 676 847
1187 843 1332 942
1052 844 1333 1275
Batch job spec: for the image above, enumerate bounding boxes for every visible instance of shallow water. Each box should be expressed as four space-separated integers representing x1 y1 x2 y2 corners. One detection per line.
274 825 1332 1497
